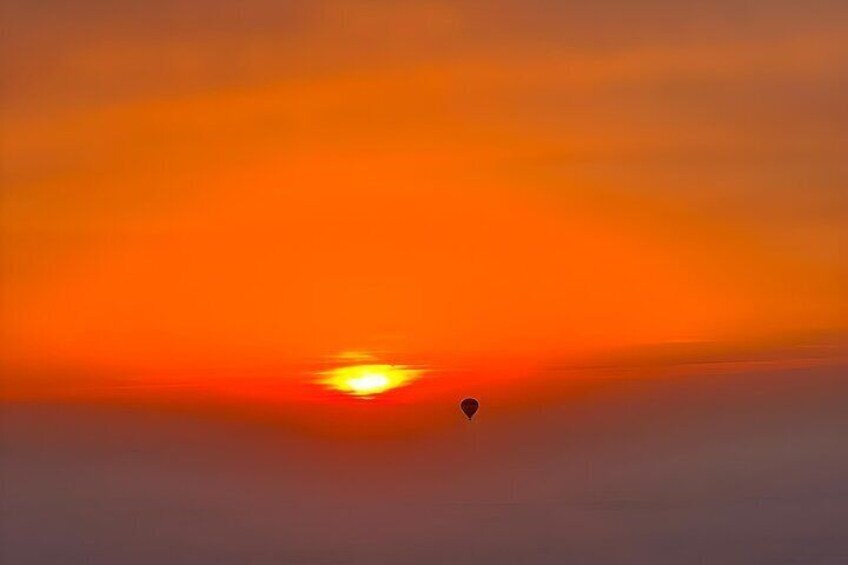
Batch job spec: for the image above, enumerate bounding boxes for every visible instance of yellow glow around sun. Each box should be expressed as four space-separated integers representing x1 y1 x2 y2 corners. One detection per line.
319 364 422 397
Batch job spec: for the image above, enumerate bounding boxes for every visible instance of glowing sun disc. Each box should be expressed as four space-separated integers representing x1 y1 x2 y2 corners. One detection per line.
319 364 422 397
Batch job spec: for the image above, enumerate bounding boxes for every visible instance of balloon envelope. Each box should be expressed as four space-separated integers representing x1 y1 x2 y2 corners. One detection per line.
460 397 479 420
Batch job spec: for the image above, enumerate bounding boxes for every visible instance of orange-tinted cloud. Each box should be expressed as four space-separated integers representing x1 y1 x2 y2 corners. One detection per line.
2 1 846 400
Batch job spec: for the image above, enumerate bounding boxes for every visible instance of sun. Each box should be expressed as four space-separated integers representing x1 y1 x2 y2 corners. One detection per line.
319 363 422 397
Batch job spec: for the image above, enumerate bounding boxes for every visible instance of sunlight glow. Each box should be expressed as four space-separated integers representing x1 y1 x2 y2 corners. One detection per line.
319 363 422 397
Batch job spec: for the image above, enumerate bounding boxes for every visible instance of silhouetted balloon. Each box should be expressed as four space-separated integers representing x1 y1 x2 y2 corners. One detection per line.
460 397 479 420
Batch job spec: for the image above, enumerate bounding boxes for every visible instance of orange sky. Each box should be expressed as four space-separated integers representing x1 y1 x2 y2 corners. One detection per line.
1 1 846 405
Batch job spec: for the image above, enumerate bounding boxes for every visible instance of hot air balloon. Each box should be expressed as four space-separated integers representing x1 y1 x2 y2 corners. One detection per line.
460 397 479 420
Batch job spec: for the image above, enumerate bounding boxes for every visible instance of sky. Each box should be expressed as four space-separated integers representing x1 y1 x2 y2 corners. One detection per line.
1 0 847 408
2 3 848 564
